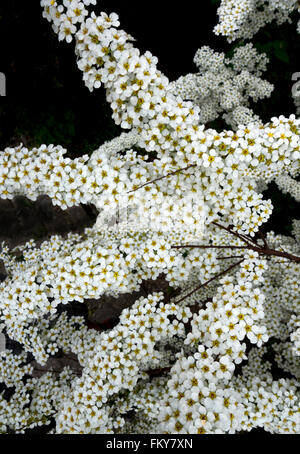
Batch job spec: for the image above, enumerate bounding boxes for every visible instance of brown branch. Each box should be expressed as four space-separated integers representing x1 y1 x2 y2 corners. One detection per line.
257 231 269 249
171 223 300 263
127 164 196 193
174 258 245 305
171 245 250 250
252 246 300 262
216 255 244 260
238 232 259 247
212 221 255 247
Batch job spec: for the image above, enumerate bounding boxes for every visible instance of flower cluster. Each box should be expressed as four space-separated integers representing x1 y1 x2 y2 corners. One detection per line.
1 225 245 362
1 215 299 433
0 348 77 433
169 44 273 129
53 292 193 433
41 0 97 43
293 218 300 244
214 0 299 42
0 0 299 435
1 118 300 238
275 173 300 202
7 0 300 241
288 315 300 356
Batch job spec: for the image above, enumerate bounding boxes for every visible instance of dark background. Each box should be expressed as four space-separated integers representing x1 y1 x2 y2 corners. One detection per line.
0 0 299 234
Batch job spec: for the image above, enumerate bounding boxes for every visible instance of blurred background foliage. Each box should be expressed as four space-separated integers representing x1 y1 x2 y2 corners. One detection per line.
0 0 299 235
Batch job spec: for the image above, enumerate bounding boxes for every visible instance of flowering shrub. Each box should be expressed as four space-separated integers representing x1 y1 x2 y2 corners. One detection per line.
169 43 274 128
214 0 300 42
0 0 299 434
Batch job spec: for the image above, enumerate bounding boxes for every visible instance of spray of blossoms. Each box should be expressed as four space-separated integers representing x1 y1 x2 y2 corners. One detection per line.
0 0 299 434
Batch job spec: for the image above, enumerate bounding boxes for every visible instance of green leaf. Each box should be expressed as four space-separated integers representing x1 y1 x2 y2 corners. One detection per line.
255 40 289 63
273 48 289 63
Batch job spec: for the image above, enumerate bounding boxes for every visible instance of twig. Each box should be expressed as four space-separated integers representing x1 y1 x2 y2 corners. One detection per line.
171 245 250 250
257 231 269 249
212 221 255 247
174 258 244 305
216 255 244 260
127 164 196 193
171 223 300 263
238 232 259 247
